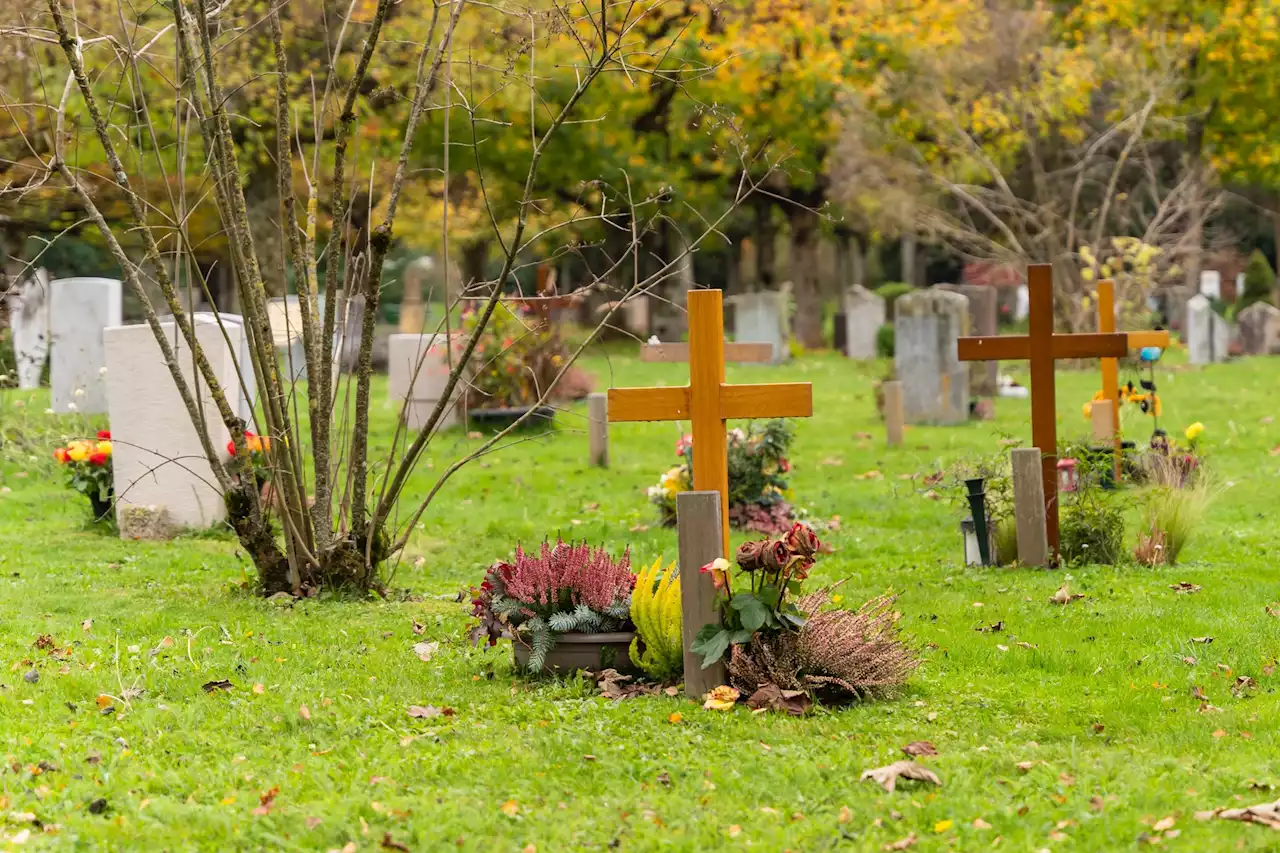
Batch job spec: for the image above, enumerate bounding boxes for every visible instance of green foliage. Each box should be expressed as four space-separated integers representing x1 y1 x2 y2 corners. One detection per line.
874 283 914 317
462 305 568 410
1239 249 1275 311
1136 457 1215 565
629 558 683 682
994 515 1018 566
1060 496 1125 566
875 323 895 358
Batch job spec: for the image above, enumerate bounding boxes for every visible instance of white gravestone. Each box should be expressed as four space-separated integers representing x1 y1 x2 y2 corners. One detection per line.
1185 293 1229 364
267 296 308 382
1014 284 1029 321
1199 270 1221 300
842 285 885 360
388 333 462 430
894 288 969 424
6 268 50 389
103 316 242 537
50 277 122 413
160 312 258 422
1237 302 1280 356
729 291 788 363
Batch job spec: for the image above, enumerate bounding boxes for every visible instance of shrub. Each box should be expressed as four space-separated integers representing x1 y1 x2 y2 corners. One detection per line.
875 323 895 358
648 420 797 533
462 303 570 409
1239 249 1275 311
874 282 913 316
469 540 635 671
1135 457 1214 564
994 515 1018 565
628 558 682 682
1060 496 1125 565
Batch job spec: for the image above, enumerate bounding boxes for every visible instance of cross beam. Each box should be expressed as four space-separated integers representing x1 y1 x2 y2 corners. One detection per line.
608 289 812 556
1097 279 1171 479
957 264 1128 559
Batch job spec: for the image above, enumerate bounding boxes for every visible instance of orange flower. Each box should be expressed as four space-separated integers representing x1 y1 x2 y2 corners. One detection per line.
54 447 69 464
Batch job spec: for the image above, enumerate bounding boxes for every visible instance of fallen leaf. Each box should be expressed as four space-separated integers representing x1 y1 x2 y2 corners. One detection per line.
1015 641 1038 650
408 704 456 719
1232 676 1257 697
973 818 992 829
1191 636 1214 644
299 705 312 721
1152 816 1175 832
306 817 323 829
922 490 942 500
923 472 945 486
1016 761 1035 773
1050 584 1086 605
1059 773 1076 786
411 621 426 635
883 832 918 850
412 641 439 662
95 694 113 709
1170 582 1202 594
201 680 234 693
629 524 650 533
381 833 411 852
1268 603 1280 618
728 824 742 837
857 470 884 480
1090 796 1105 812
1212 729 1227 738
745 683 811 716
252 786 279 816
253 683 265 695
934 819 953 833
820 457 845 467
838 806 853 824
702 685 740 711
594 668 659 701
854 431 873 440
657 771 672 787
902 741 938 758
860 761 942 793
1198 799 1280 829
975 621 1004 633
500 800 519 817
81 619 93 632
1183 656 1198 665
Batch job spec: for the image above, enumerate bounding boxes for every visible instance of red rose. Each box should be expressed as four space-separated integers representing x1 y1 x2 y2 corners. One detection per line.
735 540 768 572
88 451 109 467
226 439 237 456
96 430 111 440
762 539 790 573
784 523 821 558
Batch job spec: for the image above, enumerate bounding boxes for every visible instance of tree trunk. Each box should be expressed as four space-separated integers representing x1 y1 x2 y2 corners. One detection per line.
900 233 918 286
788 207 824 349
755 203 777 292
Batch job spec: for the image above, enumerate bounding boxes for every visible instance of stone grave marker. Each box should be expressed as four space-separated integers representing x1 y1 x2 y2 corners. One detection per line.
1199 269 1221 299
388 333 462 430
103 315 241 538
728 290 788 363
1010 447 1048 567
937 284 998 397
158 312 258 422
1186 294 1229 364
6 268 50 390
893 288 969 424
1237 302 1280 355
587 392 608 467
842 285 884 360
267 295 308 381
50 277 122 414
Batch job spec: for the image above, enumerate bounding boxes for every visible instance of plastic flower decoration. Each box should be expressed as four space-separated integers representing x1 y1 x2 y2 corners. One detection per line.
1184 422 1204 448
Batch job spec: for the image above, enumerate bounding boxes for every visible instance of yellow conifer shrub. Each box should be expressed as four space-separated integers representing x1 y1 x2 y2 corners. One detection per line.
629 558 682 682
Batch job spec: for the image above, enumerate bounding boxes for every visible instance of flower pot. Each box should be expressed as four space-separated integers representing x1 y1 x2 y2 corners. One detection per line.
88 492 113 523
513 631 636 674
468 405 556 432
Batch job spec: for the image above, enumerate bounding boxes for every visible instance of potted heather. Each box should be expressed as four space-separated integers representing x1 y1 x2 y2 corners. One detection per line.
470 540 636 673
54 431 114 522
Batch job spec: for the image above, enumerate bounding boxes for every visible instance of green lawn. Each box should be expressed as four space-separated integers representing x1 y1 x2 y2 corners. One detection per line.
3 348 1280 851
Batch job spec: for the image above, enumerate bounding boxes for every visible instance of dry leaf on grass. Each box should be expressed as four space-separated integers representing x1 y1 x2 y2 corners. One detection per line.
413 642 439 662
860 761 942 793
1152 817 1176 832
593 669 660 701
921 490 943 500
1016 761 1036 773
901 741 938 758
1191 636 1215 644
975 621 1004 633
883 832 918 850
411 621 426 635
407 704 456 718
1170 582 1202 594
703 685 740 711
745 683 811 716
381 833 411 852
857 470 884 480
1050 585 1086 605
201 680 233 693
973 818 992 829
1196 799 1280 828
298 705 311 721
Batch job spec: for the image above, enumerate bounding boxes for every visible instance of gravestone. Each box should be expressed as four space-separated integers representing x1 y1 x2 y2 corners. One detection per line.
894 288 969 424
937 283 998 396
842 285 884 360
103 316 241 538
388 333 462 430
728 290 788 363
1185 294 1229 364
1237 302 1280 355
587 392 608 467
399 256 433 334
1010 448 1048 567
1014 284 1029 321
1199 270 1221 299
6 268 50 389
50 277 122 413
267 295 308 381
157 312 258 422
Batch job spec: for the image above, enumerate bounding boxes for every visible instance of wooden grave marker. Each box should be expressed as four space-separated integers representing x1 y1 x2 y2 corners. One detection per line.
608 289 813 556
676 491 728 698
1010 447 1049 567
587 392 608 467
1096 279 1170 479
882 380 905 447
957 264 1128 557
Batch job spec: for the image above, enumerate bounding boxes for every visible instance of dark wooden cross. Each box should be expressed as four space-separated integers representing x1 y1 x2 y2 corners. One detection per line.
957 264 1128 556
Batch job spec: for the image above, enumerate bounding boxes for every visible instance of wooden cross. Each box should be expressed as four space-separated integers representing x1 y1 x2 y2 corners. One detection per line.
608 289 813 556
957 264 1128 557
1096 279 1170 479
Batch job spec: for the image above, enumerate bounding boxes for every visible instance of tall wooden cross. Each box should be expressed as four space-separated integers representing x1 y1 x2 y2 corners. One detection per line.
1096 279 1170 478
957 265 1128 557
608 289 813 556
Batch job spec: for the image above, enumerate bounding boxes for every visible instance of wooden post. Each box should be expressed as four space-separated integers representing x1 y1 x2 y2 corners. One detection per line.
677 491 728 698
883 380 904 447
1096 280 1169 483
1010 448 1048 567
587 392 608 467
1090 399 1115 443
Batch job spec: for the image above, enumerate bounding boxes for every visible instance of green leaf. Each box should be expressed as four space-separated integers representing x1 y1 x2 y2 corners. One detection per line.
690 629 731 669
735 596 770 633
728 629 754 645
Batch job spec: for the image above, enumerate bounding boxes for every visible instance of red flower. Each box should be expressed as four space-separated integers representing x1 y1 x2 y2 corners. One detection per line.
778 457 791 473
54 447 69 464
784 523 821 558
96 430 111 440
88 451 109 467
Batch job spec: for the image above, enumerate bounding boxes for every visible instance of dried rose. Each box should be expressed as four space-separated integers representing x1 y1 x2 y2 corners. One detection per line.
736 540 768 572
784 523 821 558
762 539 790 573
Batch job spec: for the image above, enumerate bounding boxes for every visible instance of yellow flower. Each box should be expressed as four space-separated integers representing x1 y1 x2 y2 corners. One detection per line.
67 443 89 462
1185 422 1204 441
1082 401 1093 420
96 440 113 456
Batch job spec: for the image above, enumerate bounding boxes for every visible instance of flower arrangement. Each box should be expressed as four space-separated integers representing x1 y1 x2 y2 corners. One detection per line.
469 540 635 672
54 431 114 520
628 557 682 682
461 303 568 410
692 523 917 704
647 420 796 534
226 430 272 484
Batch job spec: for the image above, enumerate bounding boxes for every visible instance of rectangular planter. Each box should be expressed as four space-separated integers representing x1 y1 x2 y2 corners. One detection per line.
513 631 636 674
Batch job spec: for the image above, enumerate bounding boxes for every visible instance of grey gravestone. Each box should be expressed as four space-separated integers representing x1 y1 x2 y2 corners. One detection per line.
6 269 50 389
841 285 884 360
729 290 788 363
1237 302 1280 355
1199 270 1221 299
50 277 122 413
894 288 969 424
937 283 998 396
159 312 258 422
388 333 461 430
1186 293 1229 364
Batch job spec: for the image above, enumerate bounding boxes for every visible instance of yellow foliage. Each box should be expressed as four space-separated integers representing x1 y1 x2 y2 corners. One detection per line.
629 558 683 683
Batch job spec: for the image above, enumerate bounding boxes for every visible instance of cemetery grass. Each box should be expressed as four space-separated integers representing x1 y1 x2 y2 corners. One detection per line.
3 349 1280 851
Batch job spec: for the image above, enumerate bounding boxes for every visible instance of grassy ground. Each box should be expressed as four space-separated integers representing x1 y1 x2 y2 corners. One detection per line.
3 346 1280 851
